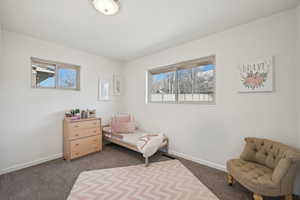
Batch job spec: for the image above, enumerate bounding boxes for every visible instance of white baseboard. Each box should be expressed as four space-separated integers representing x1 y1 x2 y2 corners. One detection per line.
0 151 226 175
0 153 63 175
169 150 227 172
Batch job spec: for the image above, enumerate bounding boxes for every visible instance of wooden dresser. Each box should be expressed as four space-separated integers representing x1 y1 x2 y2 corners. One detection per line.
63 118 102 160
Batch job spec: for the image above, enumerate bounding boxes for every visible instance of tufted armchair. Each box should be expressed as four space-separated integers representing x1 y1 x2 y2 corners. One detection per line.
227 137 300 200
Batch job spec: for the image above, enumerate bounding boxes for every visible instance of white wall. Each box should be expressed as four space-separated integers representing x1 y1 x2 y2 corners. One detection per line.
0 24 2 63
295 5 300 189
0 30 123 174
122 9 298 170
295 7 300 194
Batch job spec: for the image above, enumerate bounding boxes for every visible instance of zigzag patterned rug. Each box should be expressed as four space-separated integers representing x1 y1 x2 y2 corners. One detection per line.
67 160 219 200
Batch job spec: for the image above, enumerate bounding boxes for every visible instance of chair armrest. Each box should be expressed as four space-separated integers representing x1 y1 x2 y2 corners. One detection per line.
287 152 300 163
272 150 300 183
272 158 292 184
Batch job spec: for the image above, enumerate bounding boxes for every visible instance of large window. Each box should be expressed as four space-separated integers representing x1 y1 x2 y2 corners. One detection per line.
31 57 80 90
148 55 215 104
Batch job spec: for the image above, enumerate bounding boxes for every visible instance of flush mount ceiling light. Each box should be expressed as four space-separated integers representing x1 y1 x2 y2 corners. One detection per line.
92 0 120 15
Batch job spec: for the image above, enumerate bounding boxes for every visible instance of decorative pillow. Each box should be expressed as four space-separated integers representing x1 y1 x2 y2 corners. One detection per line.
114 114 131 123
112 121 135 133
111 114 135 133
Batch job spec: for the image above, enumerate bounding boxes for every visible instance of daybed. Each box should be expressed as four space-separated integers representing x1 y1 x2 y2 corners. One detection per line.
103 122 168 166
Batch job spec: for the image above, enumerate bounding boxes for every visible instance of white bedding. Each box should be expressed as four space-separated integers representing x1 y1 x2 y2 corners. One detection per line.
103 127 167 156
136 133 165 158
119 131 148 146
104 129 159 146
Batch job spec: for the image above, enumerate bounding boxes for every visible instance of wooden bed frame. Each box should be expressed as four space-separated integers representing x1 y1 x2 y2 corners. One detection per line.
103 129 169 166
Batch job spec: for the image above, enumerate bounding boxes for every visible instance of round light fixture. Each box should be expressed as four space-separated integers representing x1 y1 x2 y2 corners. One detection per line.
92 0 120 15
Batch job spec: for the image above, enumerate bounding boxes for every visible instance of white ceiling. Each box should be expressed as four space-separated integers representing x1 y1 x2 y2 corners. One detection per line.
0 0 298 61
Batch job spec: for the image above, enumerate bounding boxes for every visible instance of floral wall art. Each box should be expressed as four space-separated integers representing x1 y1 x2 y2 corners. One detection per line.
238 57 273 93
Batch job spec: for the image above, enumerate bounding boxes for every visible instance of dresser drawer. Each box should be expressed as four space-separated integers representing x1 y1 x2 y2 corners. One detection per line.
70 135 101 159
69 127 100 140
69 120 100 130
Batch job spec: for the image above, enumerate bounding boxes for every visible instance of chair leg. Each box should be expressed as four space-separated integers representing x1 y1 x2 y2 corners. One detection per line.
227 174 233 186
285 194 293 200
145 157 149 167
253 194 263 200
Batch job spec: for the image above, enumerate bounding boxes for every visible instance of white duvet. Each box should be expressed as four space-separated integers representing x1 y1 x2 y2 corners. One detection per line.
136 133 165 158
103 127 165 158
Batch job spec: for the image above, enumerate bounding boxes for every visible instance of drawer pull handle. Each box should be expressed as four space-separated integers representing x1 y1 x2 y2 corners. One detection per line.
75 134 79 137
75 144 79 146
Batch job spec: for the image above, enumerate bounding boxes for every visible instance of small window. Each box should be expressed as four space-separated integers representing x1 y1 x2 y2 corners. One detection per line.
147 55 215 104
31 57 80 90
31 62 56 88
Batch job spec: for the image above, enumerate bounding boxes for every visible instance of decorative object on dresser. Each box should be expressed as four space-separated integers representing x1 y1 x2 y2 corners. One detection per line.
65 108 96 120
87 109 96 118
63 117 102 160
65 108 81 120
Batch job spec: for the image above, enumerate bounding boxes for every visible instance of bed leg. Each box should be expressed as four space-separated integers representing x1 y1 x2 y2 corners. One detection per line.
165 142 169 154
145 157 149 167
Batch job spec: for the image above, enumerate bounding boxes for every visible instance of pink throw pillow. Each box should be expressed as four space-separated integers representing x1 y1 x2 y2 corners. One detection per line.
113 121 135 133
115 115 131 123
111 114 135 133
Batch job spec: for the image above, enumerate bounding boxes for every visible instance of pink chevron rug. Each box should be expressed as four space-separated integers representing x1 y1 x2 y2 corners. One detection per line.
67 160 219 200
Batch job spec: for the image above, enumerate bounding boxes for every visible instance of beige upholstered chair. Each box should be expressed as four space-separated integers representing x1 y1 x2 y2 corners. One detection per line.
227 137 300 200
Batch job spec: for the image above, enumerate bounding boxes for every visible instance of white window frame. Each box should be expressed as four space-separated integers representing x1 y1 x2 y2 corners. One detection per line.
147 55 216 104
31 57 80 91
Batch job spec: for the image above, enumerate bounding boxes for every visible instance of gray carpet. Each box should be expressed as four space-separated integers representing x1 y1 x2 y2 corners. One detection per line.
0 144 297 200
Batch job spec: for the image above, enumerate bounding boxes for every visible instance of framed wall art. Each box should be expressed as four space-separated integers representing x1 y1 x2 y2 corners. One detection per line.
113 74 121 95
98 79 110 101
238 56 273 93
